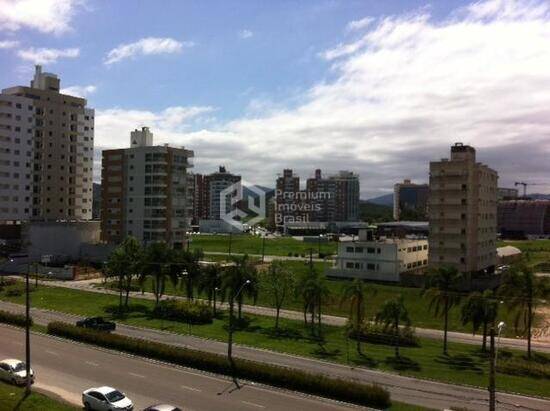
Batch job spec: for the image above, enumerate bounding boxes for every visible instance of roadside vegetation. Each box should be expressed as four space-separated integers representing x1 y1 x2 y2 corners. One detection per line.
0 381 77 411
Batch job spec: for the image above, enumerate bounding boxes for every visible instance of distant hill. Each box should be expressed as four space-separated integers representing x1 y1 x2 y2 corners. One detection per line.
359 200 393 223
366 193 394 207
527 193 550 200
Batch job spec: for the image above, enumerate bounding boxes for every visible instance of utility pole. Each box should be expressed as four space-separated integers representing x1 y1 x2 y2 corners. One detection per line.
227 280 250 388
309 249 313 272
25 262 31 395
488 326 496 411
228 232 233 256
261 234 266 263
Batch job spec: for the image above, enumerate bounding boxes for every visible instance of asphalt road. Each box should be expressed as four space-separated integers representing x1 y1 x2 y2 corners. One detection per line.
0 325 364 411
29 277 550 354
1 301 549 411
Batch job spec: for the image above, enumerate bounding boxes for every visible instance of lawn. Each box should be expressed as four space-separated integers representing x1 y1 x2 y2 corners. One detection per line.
0 381 77 411
500 239 550 272
120 258 539 337
1 284 549 399
189 234 338 257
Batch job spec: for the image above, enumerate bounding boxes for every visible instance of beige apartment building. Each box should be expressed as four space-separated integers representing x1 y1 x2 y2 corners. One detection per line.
428 143 498 274
101 127 194 247
0 65 94 221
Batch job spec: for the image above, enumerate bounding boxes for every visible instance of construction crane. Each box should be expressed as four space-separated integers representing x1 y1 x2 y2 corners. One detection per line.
514 181 544 197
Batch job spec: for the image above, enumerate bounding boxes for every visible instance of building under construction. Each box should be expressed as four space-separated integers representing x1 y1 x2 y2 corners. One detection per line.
498 200 550 238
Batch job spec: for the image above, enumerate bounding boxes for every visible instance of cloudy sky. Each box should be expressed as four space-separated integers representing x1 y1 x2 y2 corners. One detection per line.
1 0 550 198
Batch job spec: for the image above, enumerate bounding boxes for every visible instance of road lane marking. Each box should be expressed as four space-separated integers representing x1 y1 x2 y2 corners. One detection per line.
181 385 202 392
85 361 98 367
45 350 59 357
241 401 265 409
128 372 145 378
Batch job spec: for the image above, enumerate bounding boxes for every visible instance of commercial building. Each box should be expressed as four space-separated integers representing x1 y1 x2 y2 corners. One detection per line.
428 143 498 274
497 199 550 238
0 65 94 222
393 179 429 220
328 229 428 282
101 127 194 247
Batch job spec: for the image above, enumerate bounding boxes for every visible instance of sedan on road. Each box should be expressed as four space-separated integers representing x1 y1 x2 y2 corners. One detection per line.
0 359 34 385
82 386 133 411
76 317 116 332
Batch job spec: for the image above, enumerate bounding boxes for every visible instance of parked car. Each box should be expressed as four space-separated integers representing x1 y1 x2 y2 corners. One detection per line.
76 317 116 332
143 405 182 411
0 359 34 385
82 386 133 411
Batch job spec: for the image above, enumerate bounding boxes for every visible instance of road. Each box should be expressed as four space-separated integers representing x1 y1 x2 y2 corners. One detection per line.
1 301 549 411
22 277 550 354
0 325 364 411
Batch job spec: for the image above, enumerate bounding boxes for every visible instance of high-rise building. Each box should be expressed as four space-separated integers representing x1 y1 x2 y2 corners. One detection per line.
306 169 360 222
393 179 429 220
101 127 194 247
204 166 241 220
275 169 306 229
188 173 207 225
428 143 498 274
0 65 94 221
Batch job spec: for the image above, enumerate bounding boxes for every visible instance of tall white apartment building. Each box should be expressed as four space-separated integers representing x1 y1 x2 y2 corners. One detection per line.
0 65 95 222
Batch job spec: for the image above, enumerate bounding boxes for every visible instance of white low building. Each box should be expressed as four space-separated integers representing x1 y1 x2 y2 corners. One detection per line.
327 229 428 282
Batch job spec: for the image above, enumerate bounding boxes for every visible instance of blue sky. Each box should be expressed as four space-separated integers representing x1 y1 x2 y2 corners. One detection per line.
1 0 550 197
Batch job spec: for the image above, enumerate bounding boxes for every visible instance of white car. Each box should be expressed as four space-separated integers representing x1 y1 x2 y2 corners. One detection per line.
0 359 34 385
82 386 133 411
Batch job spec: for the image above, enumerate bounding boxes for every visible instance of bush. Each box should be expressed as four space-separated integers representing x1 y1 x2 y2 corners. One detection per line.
5 286 24 297
152 299 213 324
497 356 550 379
0 310 33 327
48 321 390 409
349 322 419 347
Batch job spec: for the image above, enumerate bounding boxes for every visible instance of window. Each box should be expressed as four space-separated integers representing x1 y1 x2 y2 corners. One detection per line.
367 247 375 253
346 246 354 252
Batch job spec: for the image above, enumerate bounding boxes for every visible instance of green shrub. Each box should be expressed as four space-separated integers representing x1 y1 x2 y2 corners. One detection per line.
5 286 24 297
0 310 33 327
349 322 419 347
497 356 550 379
47 321 390 409
152 299 213 324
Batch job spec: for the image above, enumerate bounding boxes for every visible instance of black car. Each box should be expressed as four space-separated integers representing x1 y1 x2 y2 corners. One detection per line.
76 317 116 332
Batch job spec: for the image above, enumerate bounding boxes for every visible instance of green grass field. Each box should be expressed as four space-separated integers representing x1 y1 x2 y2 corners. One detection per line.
500 239 550 272
189 234 338 256
1 284 549 399
0 381 77 411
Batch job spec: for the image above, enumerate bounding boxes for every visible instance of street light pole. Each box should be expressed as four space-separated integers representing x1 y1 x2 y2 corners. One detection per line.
25 262 31 395
489 321 506 411
261 234 266 263
228 279 250 388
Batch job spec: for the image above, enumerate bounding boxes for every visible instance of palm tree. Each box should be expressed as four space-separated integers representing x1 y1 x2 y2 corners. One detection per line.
296 269 330 338
221 254 258 321
341 279 375 355
424 265 462 355
260 261 294 331
375 295 410 358
460 290 498 352
499 261 550 359
198 263 222 316
142 242 173 308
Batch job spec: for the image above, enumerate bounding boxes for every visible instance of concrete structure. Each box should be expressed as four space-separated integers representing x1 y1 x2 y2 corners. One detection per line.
428 143 498 274
393 179 429 220
498 187 519 201
376 221 429 238
497 199 550 238
328 229 428 282
496 245 522 265
101 128 194 247
0 65 94 222
306 169 360 223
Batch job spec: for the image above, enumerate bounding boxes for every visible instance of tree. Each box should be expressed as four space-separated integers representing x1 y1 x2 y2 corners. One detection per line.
261 261 295 331
221 254 258 321
105 246 127 313
460 290 498 352
171 248 203 301
296 269 330 338
141 242 173 308
375 295 410 358
341 279 375 356
499 261 550 359
118 236 143 309
198 263 222 317
424 265 462 355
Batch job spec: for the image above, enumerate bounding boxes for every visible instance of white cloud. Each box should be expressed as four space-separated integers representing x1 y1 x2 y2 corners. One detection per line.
60 84 96 98
104 37 194 65
238 29 253 39
17 47 79 64
0 39 19 48
346 16 374 31
96 0 550 197
0 0 84 34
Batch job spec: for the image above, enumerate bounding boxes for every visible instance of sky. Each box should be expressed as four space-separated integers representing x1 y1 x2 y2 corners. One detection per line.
1 0 550 199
